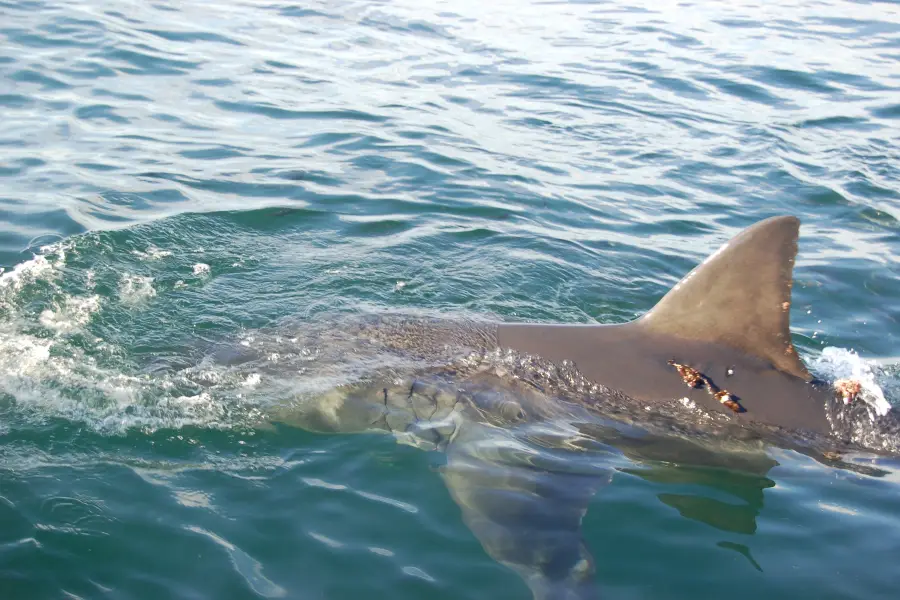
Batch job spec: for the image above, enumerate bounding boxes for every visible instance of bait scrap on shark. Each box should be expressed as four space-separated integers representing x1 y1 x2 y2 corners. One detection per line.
667 360 744 413
834 378 862 405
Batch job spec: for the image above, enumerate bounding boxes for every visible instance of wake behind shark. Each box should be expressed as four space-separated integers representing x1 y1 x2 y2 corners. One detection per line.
232 216 898 599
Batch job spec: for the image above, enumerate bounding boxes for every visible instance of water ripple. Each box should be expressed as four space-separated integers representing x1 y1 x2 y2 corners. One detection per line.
185 525 286 598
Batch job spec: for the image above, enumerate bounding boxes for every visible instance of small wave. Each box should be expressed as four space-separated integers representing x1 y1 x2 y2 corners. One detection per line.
0 241 267 434
184 525 286 598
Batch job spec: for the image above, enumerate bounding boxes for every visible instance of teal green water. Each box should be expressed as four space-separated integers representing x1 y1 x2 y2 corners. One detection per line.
2 1 900 598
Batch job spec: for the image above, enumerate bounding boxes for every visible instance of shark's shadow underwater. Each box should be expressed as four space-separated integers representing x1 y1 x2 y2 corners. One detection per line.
210 216 899 600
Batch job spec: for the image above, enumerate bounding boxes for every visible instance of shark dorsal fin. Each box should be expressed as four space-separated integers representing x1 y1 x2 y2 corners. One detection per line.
637 216 811 380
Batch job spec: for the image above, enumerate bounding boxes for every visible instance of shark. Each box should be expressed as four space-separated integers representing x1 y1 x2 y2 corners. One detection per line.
227 215 897 600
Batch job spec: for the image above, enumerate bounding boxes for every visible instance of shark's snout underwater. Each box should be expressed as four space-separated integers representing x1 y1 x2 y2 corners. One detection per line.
266 215 897 600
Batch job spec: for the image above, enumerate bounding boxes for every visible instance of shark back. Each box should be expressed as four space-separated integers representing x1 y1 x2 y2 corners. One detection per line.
498 216 833 434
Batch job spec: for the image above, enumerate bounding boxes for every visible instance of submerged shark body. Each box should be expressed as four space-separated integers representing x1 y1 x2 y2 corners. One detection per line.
242 216 897 599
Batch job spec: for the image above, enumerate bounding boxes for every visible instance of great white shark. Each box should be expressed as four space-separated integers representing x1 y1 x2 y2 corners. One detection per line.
226 215 897 600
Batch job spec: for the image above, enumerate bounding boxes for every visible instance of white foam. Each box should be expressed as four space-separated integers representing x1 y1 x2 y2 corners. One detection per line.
119 274 157 304
811 347 894 417
0 327 257 435
0 255 54 291
192 263 210 275
39 295 101 333
0 242 269 435
0 332 53 376
175 490 213 508
132 246 172 260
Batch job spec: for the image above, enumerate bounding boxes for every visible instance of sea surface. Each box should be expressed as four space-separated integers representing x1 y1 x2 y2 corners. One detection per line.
2 0 900 598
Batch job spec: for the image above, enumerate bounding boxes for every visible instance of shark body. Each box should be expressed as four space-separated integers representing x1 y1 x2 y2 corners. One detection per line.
253 216 897 599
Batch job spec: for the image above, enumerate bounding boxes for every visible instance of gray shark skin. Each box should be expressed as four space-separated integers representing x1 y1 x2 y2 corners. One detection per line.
498 215 826 435
253 216 898 600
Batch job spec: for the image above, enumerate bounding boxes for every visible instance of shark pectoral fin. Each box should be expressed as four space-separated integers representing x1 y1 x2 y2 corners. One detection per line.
441 425 609 600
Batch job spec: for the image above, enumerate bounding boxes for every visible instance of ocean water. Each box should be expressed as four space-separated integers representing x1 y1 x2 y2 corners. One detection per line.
2 0 900 598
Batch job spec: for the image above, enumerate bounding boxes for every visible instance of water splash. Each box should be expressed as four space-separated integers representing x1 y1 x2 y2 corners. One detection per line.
811 346 894 417
118 274 157 305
